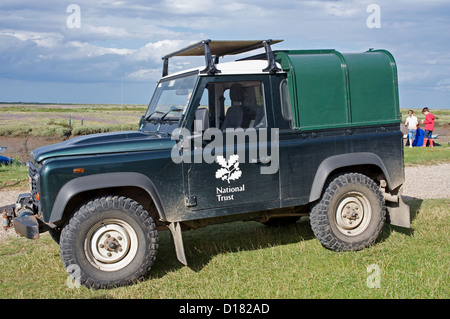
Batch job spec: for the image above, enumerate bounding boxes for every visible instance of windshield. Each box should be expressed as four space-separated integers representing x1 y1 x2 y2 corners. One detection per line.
141 73 198 134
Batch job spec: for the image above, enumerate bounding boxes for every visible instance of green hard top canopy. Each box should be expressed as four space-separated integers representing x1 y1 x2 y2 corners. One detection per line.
272 49 401 130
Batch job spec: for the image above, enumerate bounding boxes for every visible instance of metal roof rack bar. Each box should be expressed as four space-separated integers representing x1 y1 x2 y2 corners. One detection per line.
199 40 221 75
262 40 282 73
161 39 283 77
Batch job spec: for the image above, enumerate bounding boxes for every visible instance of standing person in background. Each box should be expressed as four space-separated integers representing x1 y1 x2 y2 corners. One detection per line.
404 110 418 148
421 107 435 147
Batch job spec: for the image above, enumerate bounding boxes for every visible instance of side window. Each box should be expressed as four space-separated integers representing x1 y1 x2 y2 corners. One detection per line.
199 88 209 109
193 81 267 132
223 89 231 110
280 80 293 127
193 85 214 132
220 81 266 130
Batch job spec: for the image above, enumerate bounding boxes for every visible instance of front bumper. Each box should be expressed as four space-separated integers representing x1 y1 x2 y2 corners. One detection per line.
6 193 51 239
14 210 40 239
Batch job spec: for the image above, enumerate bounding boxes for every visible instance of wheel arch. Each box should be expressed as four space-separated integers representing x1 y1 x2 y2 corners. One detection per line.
309 152 391 203
48 172 166 225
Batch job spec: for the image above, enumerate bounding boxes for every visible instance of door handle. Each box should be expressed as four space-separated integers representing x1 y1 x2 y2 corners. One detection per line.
251 156 271 164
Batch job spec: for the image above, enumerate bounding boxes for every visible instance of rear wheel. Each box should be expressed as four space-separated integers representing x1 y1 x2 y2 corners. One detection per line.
60 196 158 289
310 173 385 251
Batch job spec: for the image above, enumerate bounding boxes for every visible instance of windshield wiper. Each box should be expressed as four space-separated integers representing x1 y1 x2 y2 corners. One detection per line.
144 110 164 122
145 106 183 123
156 106 183 133
159 106 183 122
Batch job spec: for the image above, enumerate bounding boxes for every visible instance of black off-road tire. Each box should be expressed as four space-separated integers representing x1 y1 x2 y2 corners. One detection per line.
310 173 385 251
59 196 158 289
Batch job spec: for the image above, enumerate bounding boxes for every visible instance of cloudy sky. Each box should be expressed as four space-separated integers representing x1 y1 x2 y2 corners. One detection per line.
0 0 449 108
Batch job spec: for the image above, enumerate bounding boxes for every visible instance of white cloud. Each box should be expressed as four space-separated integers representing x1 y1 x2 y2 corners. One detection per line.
132 39 192 62
313 0 362 17
126 68 161 81
81 25 132 39
435 78 450 91
163 0 211 14
66 41 135 58
0 30 62 48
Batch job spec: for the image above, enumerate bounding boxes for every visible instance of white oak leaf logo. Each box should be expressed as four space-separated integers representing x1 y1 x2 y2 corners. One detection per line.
215 155 242 183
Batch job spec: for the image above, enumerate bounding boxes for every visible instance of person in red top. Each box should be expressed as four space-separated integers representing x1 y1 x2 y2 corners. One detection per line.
421 107 435 147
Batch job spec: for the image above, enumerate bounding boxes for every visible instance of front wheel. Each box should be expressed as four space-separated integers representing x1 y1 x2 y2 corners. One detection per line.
60 196 158 289
310 173 385 251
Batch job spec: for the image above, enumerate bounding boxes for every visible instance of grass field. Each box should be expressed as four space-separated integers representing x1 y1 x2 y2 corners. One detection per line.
403 144 450 166
0 199 448 299
0 103 145 137
0 160 28 189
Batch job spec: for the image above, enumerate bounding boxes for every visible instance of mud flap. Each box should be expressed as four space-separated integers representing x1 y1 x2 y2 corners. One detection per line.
385 193 411 228
168 222 187 265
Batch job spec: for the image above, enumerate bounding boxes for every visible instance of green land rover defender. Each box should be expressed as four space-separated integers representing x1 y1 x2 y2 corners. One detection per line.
8 40 410 288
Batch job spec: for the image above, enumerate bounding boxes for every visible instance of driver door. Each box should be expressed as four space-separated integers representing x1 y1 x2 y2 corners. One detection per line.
181 77 280 216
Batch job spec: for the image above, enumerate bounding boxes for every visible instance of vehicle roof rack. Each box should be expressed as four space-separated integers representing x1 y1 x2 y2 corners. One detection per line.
161 39 283 77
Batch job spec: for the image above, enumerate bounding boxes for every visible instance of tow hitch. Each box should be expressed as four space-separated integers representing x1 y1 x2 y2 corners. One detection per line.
2 204 15 230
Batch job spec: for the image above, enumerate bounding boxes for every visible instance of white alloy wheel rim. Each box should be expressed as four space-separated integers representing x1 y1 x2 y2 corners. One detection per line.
335 192 372 237
85 219 138 271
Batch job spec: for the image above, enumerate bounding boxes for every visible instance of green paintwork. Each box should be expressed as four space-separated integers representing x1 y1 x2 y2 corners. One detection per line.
30 130 180 222
32 131 174 162
274 49 401 130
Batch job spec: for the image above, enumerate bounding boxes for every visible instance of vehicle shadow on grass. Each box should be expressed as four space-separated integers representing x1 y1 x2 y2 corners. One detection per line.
149 217 316 277
150 198 423 279
378 197 422 243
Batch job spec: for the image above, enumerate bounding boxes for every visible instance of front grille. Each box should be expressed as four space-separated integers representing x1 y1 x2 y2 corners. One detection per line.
28 160 40 207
